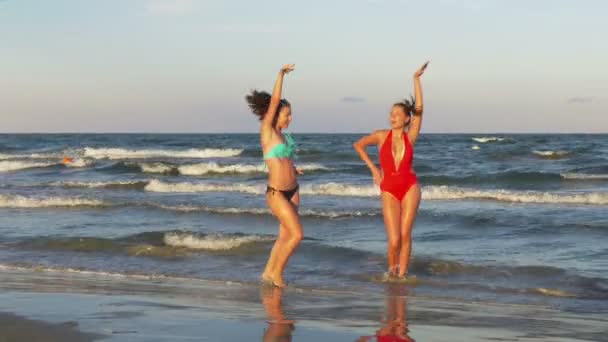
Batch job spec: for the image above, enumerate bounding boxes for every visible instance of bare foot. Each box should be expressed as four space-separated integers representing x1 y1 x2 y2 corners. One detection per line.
260 273 286 288
269 274 287 288
396 274 418 284
261 272 273 282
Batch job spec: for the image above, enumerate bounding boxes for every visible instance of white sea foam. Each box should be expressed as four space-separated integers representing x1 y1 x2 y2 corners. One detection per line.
472 137 504 143
561 173 608 180
422 186 608 205
182 162 329 176
83 147 243 159
138 162 176 174
0 194 106 208
144 180 263 194
163 232 273 250
533 150 570 158
51 180 147 189
145 180 608 205
65 158 94 168
0 160 59 172
154 204 378 218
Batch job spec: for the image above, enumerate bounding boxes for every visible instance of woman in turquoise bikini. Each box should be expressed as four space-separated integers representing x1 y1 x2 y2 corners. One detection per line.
246 64 302 288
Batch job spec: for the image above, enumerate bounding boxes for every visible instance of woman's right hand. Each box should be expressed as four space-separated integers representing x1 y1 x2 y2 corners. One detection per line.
371 168 383 186
281 64 295 74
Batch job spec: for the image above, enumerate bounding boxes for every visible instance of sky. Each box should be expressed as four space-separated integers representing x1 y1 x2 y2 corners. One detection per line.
1 0 606 133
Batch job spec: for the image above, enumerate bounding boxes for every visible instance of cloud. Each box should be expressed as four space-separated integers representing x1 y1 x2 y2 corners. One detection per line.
341 96 366 103
568 96 595 104
145 0 194 15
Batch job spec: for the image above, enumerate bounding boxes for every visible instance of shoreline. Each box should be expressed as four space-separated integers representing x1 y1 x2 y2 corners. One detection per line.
1 268 606 341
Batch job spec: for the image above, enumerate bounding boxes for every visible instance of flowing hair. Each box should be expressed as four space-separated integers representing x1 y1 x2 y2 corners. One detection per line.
245 89 290 127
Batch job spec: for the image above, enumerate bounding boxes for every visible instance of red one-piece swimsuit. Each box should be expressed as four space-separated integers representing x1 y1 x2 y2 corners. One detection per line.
379 130 417 201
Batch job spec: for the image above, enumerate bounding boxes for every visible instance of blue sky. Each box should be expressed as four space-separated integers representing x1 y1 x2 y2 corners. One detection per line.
1 0 606 133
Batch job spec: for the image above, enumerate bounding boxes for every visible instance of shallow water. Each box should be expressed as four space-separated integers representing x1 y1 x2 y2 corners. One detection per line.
1 133 607 313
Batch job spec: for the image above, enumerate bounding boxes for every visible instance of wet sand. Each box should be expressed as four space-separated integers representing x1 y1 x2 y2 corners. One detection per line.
0 313 99 342
0 267 606 342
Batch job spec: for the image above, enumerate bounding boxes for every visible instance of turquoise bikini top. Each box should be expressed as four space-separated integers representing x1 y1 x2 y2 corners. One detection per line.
264 133 296 160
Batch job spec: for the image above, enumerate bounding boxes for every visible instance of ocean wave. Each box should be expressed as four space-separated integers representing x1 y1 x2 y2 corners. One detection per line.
0 160 60 172
137 162 176 174
144 180 608 205
153 204 379 218
532 150 570 159
163 232 274 251
64 158 95 168
300 183 379 197
144 180 263 194
155 204 270 215
0 152 61 160
50 180 149 190
16 231 275 257
0 263 172 280
561 173 608 180
530 287 576 298
144 180 379 197
83 147 243 160
137 162 330 176
419 171 563 186
0 194 107 208
472 137 505 143
423 186 608 205
177 162 265 175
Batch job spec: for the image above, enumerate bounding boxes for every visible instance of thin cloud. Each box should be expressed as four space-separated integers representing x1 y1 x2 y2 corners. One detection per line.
568 96 595 104
145 0 195 15
341 96 366 103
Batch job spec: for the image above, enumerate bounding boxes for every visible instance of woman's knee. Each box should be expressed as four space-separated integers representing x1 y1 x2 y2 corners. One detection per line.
400 231 412 245
388 237 401 251
289 227 303 245
281 222 302 244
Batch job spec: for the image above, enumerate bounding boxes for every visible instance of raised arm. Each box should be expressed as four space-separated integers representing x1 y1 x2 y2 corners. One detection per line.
408 61 428 145
262 64 295 129
353 130 385 185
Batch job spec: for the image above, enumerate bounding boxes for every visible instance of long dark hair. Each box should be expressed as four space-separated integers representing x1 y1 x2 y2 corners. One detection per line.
245 90 290 128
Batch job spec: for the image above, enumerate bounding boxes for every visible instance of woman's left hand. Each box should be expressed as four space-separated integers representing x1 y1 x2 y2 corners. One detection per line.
296 167 304 175
414 61 429 78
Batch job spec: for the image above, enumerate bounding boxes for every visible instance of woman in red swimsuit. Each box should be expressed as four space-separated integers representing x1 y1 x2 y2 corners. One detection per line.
354 61 429 279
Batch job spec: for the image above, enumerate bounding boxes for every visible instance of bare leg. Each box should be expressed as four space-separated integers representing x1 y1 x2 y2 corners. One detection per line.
265 192 302 287
263 193 299 282
382 192 402 276
262 224 287 282
398 184 421 277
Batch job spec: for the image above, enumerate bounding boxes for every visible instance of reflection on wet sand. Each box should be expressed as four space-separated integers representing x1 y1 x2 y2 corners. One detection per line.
357 284 415 342
261 285 295 342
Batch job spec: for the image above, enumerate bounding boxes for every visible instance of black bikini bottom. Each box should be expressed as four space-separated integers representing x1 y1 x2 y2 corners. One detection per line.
266 184 299 201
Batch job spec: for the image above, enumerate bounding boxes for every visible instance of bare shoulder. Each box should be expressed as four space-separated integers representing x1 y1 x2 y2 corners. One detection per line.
372 129 389 138
373 129 389 142
371 129 389 147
